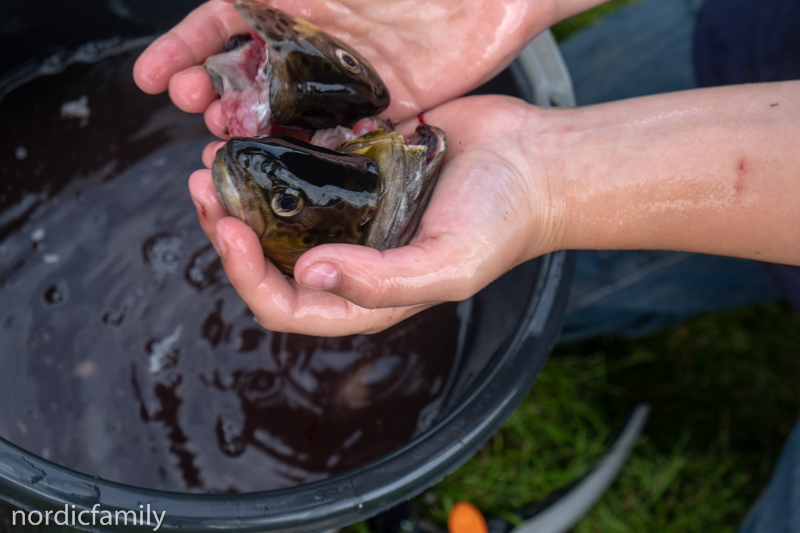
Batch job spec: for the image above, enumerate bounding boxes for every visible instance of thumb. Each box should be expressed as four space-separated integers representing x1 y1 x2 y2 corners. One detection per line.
293 235 487 309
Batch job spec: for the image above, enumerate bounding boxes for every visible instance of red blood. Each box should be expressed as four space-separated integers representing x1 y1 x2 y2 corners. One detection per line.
268 125 310 142
201 205 208 218
241 40 266 81
417 113 426 124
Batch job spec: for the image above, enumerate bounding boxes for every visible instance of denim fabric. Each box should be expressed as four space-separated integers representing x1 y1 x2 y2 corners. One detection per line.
559 250 780 343
738 413 800 533
693 0 800 531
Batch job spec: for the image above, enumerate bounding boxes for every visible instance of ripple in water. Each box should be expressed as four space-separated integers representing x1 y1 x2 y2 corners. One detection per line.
0 42 461 493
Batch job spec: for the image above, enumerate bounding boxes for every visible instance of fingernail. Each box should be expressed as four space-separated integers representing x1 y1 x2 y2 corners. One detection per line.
299 263 340 290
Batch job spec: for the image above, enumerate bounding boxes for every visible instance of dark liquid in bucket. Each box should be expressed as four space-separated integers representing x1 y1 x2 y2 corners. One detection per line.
0 41 460 493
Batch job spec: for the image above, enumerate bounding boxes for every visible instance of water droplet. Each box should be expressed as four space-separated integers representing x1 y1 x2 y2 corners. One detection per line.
15 146 28 160
143 232 184 278
185 244 222 290
216 415 247 457
239 370 283 408
147 324 183 374
44 282 68 305
30 228 46 243
102 301 129 326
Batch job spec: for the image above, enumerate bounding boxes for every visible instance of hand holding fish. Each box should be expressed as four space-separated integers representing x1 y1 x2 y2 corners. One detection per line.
190 80 800 335
188 96 559 335
133 0 607 127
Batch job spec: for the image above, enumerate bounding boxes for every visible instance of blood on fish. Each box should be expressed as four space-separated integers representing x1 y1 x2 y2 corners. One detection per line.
268 124 310 142
241 40 266 81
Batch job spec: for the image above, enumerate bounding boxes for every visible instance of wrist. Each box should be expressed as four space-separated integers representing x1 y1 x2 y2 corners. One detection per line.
516 105 573 261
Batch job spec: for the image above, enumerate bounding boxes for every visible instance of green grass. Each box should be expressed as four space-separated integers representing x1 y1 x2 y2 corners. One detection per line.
551 0 643 42
418 301 800 532
342 301 800 533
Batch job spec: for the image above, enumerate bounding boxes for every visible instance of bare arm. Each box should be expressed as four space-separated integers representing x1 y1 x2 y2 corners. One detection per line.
186 81 800 336
538 80 800 265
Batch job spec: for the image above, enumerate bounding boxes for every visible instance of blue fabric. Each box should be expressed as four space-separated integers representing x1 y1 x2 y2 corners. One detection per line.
694 2 800 532
560 0 800 529
694 0 800 315
560 251 780 343
738 412 800 533
694 0 800 86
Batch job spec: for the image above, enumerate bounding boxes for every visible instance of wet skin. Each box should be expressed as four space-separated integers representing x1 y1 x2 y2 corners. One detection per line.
204 0 390 132
213 135 381 274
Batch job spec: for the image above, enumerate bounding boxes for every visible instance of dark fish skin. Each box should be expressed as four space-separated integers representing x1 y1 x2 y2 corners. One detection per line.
212 136 381 275
205 0 390 133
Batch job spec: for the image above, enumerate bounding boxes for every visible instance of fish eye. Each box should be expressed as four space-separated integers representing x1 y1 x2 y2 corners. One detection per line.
335 49 361 74
271 188 304 217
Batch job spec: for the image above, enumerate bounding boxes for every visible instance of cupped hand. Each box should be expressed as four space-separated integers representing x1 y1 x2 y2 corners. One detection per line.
133 0 557 133
189 95 564 336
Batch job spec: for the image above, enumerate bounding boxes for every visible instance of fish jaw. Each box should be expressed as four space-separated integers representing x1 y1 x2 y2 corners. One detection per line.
205 37 272 137
341 125 447 250
211 144 270 240
233 0 389 130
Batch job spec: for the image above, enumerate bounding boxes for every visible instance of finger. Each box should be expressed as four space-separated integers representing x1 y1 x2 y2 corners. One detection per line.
133 0 247 94
293 235 487 310
203 140 226 169
205 100 230 138
214 218 428 335
168 66 217 113
189 169 228 253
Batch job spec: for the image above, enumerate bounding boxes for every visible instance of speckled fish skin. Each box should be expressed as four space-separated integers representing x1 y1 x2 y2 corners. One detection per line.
212 135 382 275
204 0 390 133
212 126 446 275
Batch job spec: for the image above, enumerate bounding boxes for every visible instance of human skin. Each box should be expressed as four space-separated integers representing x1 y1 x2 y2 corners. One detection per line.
134 0 800 336
187 81 800 335
133 0 608 131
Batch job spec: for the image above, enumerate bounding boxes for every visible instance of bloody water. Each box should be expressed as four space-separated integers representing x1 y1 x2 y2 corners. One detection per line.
0 41 461 493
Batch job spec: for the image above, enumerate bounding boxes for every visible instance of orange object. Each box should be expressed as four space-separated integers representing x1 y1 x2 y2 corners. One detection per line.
447 501 488 533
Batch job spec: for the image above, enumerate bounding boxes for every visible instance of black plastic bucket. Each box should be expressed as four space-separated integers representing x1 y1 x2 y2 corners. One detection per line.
0 2 574 531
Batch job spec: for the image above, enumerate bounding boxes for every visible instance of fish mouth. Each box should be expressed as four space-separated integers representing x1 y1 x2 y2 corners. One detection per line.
405 124 446 166
212 148 249 223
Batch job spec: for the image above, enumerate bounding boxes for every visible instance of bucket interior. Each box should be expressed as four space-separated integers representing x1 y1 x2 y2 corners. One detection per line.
0 3 573 532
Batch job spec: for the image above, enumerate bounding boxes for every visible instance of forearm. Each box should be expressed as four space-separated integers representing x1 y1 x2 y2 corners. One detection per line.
533 80 800 265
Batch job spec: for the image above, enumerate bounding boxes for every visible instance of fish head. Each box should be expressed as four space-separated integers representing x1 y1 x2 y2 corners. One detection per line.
212 135 381 274
233 0 390 130
340 125 447 249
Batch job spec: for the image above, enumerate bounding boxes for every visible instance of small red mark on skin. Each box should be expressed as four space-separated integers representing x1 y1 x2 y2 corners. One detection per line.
201 205 208 218
735 158 747 195
417 113 426 124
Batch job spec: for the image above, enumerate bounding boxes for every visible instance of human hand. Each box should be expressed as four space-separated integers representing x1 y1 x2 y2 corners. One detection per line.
188 95 563 335
133 0 570 134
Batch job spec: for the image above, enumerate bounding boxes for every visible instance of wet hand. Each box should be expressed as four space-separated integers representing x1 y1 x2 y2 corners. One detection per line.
189 96 563 335
133 0 556 134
